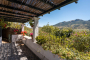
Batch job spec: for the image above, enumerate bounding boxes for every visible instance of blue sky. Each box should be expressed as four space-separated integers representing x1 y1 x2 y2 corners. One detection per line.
25 0 90 27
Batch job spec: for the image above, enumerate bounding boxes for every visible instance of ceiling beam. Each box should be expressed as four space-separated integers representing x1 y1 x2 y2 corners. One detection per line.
0 15 29 20
0 15 30 23
0 9 34 17
0 13 31 19
40 0 55 7
7 0 45 12
4 19 23 23
0 15 19 19
0 15 30 20
4 18 29 23
4 17 29 20
0 4 38 15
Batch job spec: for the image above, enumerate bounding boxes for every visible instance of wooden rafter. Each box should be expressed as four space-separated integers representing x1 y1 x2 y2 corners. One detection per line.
7 0 45 12
4 17 29 20
40 0 55 7
0 9 34 17
4 18 28 23
0 4 38 15
0 15 29 20
0 13 31 19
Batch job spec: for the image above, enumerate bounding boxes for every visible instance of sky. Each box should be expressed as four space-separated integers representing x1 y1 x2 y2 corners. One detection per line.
25 0 90 27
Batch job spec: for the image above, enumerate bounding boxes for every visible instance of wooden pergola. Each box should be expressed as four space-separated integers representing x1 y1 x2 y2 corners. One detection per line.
0 0 78 23
0 0 78 43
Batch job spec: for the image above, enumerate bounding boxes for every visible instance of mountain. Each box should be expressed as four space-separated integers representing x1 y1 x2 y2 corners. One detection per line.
53 19 90 29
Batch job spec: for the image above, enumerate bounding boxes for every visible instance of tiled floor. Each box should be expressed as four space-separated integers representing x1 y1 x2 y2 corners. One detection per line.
0 41 41 60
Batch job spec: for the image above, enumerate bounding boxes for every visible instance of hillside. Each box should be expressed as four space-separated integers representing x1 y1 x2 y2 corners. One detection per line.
53 19 90 29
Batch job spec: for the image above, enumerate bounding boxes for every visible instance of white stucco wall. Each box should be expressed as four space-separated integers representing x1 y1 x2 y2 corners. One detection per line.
22 36 65 60
12 35 65 60
12 34 23 42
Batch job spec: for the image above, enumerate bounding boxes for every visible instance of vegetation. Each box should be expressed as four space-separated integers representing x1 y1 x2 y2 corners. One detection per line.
7 22 22 29
24 26 33 36
29 19 34 27
6 22 33 36
0 17 11 28
36 24 90 60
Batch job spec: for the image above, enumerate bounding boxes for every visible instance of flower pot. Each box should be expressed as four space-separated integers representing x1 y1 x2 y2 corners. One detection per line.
14 32 17 34
23 34 25 36
31 25 34 27
31 36 33 40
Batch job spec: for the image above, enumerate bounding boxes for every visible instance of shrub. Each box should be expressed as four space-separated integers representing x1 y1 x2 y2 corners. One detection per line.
37 25 90 60
36 30 90 60
70 31 90 52
36 35 47 45
41 24 59 34
54 28 73 38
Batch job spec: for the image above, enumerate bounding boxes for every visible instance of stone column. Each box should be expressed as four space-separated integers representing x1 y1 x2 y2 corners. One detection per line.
33 17 40 43
0 26 2 46
21 24 24 31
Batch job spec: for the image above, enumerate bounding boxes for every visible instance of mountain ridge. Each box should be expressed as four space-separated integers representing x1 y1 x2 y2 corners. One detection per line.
53 19 90 29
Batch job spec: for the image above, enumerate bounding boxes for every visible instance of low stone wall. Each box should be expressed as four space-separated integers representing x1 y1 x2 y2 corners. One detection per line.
12 35 65 60
22 36 65 60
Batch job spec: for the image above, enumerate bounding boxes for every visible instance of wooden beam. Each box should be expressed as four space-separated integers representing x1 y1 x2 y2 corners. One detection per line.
4 18 29 23
7 0 45 12
0 4 38 15
4 19 23 23
40 0 55 7
0 15 30 23
4 17 29 20
0 9 33 17
0 15 28 20
0 15 19 19
0 15 31 20
0 13 31 19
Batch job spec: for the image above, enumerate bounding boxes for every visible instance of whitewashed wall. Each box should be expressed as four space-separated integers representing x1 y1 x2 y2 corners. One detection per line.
22 36 65 60
12 34 23 42
12 35 65 60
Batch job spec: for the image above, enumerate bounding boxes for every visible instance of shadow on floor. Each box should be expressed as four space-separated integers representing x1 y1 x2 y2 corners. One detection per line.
0 40 41 60
2 38 10 43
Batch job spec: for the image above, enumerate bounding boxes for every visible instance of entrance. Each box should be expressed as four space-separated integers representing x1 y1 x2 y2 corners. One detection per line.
2 27 12 43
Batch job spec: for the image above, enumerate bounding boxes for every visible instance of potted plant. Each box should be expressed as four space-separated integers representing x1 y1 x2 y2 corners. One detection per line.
0 18 7 29
30 33 33 40
14 29 18 34
29 19 34 27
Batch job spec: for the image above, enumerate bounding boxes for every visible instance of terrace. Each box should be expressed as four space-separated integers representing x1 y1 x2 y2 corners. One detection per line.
0 0 78 60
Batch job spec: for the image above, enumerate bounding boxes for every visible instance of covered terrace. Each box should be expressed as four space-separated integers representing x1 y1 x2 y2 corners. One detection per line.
0 0 78 60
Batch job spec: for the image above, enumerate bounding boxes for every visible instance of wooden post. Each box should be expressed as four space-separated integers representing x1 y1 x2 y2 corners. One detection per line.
33 17 40 43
